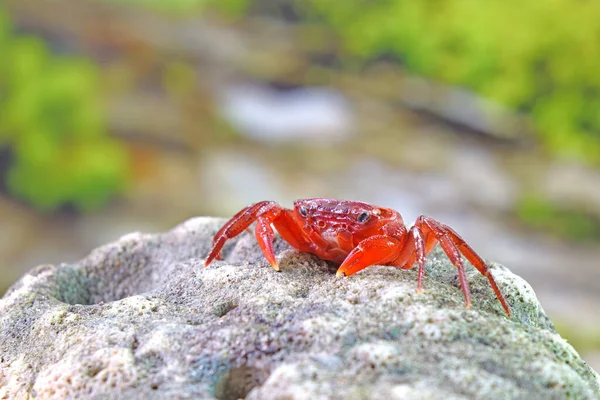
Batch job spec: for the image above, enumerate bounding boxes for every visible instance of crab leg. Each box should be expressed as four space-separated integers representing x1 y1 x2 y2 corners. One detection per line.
206 202 323 271
336 235 403 277
414 216 472 309
204 201 278 267
413 216 511 316
390 226 428 293
255 216 278 270
442 224 511 316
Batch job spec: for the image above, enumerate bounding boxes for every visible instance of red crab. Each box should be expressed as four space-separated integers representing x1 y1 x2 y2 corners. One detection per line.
204 198 511 316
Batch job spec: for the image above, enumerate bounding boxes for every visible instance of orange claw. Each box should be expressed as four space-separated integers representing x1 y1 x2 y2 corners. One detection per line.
205 198 512 316
336 235 402 277
255 216 279 271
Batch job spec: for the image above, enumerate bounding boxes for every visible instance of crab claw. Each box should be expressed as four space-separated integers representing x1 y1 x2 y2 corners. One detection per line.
336 235 402 277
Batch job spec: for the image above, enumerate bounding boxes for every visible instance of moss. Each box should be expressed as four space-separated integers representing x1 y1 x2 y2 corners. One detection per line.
51 266 93 306
213 301 238 318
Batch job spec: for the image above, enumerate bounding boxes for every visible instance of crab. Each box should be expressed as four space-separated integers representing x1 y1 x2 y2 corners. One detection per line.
204 198 511 316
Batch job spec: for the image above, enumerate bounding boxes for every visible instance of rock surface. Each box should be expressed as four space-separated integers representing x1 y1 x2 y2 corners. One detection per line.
1 217 599 399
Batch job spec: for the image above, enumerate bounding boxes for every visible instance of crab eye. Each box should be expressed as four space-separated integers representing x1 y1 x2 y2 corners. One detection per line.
299 206 308 217
357 211 370 223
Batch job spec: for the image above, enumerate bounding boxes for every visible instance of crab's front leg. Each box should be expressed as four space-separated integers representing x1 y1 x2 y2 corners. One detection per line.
205 201 283 270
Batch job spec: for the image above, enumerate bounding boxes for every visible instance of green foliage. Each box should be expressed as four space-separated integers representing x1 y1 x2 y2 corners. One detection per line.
103 0 248 15
302 0 600 164
0 8 128 212
516 195 600 242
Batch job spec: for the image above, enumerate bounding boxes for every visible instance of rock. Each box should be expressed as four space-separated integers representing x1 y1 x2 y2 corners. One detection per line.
1 217 598 399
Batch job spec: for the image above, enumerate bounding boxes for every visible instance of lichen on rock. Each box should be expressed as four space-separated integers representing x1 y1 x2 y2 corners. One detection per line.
1 217 599 399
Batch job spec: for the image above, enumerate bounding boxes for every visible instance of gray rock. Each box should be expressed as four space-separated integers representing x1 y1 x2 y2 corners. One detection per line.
1 217 598 399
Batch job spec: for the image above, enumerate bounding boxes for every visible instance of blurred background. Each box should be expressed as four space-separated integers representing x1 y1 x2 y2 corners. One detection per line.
1 0 599 369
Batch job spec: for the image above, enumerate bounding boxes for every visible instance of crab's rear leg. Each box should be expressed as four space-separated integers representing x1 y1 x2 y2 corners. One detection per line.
412 216 473 309
442 224 511 316
413 216 511 316
204 201 279 268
